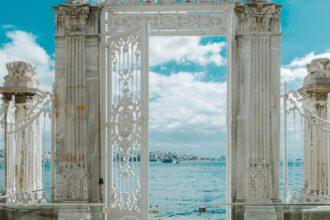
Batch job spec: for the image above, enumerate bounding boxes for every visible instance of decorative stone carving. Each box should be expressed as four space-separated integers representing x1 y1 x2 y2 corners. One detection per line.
107 25 147 218
248 161 273 200
299 58 330 101
107 13 227 35
57 3 90 34
5 62 36 82
68 0 89 4
112 93 143 153
235 3 281 34
111 180 141 212
305 58 330 81
62 161 89 201
4 61 39 88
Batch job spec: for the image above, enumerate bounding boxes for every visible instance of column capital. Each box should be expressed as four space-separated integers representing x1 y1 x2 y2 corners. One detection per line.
235 3 281 35
54 2 101 36
0 61 43 103
299 58 330 100
67 0 89 4
4 61 38 88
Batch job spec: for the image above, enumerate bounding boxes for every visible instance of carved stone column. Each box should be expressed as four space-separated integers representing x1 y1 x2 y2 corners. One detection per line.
54 0 101 202
231 2 281 219
0 61 43 202
298 58 330 199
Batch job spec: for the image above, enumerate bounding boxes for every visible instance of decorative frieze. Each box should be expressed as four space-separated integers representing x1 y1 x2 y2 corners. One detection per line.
235 3 281 34
107 12 227 35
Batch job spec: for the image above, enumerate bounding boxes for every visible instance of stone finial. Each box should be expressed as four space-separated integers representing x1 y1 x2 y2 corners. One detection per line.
305 58 330 81
67 0 89 4
3 61 39 89
249 0 272 2
299 58 330 100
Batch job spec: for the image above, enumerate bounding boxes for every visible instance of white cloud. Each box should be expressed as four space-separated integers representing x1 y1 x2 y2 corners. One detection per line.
149 36 226 67
281 51 330 82
149 71 227 155
0 31 227 155
150 71 226 133
0 30 54 91
2 24 15 30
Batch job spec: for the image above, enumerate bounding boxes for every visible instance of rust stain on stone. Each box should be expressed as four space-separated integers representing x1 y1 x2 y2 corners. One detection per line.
54 95 63 108
15 165 24 191
78 155 85 161
65 153 86 162
76 104 86 111
56 112 60 118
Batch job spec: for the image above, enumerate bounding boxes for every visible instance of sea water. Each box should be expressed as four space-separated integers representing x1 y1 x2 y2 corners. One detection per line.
0 161 303 220
149 161 227 219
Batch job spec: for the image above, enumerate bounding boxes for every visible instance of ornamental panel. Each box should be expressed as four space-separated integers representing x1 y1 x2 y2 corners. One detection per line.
107 23 148 219
248 161 273 200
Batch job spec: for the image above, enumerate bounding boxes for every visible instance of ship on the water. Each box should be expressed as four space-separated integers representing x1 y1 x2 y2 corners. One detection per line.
162 158 179 164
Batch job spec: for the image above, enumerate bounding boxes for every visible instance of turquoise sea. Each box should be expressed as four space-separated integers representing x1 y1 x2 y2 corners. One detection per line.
149 161 227 219
0 161 304 219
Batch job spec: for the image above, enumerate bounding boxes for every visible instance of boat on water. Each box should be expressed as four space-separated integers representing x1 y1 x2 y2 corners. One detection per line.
162 158 179 164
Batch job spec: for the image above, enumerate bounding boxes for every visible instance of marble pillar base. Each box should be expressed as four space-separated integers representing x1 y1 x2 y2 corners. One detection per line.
244 204 277 220
58 205 91 220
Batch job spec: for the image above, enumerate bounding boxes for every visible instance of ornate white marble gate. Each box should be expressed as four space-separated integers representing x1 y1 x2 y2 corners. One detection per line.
54 1 280 219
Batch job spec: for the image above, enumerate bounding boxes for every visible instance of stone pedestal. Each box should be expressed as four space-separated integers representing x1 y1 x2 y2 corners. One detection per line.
298 58 330 198
58 205 91 220
244 204 277 220
0 61 44 202
54 1 101 202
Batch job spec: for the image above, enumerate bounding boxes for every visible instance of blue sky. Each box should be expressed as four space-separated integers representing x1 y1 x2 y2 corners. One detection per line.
0 0 330 157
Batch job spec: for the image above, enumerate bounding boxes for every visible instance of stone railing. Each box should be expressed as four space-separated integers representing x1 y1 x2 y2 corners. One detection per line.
288 187 330 204
1 188 53 204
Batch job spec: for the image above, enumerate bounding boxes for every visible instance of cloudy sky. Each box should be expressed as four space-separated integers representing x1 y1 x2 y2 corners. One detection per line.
0 0 330 157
